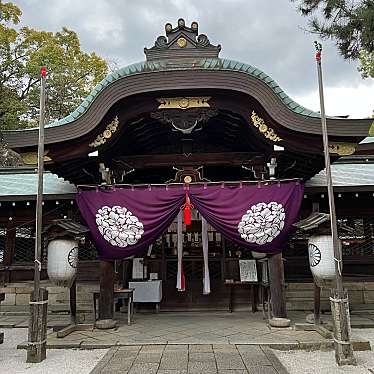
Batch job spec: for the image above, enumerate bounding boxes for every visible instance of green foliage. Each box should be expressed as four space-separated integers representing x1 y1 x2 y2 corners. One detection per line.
359 49 374 78
293 0 374 59
0 1 108 130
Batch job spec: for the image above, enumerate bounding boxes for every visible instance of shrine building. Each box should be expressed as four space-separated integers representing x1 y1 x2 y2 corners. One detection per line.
1 19 374 323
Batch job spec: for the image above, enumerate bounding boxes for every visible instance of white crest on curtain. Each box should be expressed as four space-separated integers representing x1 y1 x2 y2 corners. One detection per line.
95 205 144 247
238 202 285 245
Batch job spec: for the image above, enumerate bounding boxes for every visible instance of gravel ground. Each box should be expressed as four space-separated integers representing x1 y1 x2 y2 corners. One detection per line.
273 328 374 374
0 328 108 374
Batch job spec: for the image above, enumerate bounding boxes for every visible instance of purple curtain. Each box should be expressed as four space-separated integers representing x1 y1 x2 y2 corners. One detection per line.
76 181 303 260
189 183 303 254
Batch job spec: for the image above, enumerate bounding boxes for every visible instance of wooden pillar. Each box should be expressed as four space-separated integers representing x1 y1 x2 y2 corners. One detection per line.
69 280 77 324
268 253 286 318
98 260 114 321
26 288 48 363
314 283 321 325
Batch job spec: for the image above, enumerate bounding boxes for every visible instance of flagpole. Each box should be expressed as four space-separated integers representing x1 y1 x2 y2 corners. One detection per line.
27 67 49 363
314 42 356 366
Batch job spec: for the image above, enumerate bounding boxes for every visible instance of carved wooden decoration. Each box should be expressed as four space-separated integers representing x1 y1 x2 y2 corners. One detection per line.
173 166 203 183
151 108 218 134
157 97 210 110
89 116 119 148
328 142 356 156
250 111 282 142
20 151 52 165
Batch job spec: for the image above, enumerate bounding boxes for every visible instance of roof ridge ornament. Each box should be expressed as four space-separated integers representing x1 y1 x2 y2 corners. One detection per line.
144 18 221 61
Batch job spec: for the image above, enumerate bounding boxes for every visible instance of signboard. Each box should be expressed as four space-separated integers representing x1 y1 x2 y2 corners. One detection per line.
239 260 258 282
132 258 144 279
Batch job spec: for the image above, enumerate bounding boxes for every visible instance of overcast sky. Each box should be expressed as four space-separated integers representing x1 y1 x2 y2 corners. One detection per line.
13 0 374 118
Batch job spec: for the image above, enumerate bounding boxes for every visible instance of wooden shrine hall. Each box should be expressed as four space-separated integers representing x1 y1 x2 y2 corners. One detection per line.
2 19 374 324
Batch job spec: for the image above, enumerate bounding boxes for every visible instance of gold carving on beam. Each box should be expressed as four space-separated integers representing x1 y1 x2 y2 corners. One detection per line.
369 120 374 136
328 142 356 156
250 111 282 142
157 97 211 110
20 151 52 165
89 116 119 148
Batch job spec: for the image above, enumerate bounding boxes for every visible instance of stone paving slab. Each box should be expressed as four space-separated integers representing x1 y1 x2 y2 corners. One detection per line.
89 344 289 374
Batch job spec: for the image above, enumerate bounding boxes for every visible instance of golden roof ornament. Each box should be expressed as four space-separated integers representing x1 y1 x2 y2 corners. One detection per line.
157 97 210 110
250 111 282 142
89 116 119 148
328 142 356 156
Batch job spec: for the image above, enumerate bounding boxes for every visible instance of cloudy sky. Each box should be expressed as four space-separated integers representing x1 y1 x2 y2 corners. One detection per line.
13 0 374 118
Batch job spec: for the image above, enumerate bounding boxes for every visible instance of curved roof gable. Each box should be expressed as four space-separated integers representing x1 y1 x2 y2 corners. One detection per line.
45 57 320 129
6 18 371 144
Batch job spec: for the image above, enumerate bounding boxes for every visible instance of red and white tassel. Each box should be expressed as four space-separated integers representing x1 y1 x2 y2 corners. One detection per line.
184 191 191 225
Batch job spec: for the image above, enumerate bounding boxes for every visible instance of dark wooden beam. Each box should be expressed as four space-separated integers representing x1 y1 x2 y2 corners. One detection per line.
113 152 264 168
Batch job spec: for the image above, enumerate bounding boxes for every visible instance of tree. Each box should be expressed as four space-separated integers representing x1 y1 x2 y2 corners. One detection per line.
0 1 108 130
293 0 374 60
359 50 374 78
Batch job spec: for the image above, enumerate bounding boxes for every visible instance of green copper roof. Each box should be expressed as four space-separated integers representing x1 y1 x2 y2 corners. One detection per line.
45 58 320 129
0 168 76 198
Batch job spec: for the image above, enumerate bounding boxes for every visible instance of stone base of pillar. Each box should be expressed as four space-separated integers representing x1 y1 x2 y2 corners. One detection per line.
269 317 291 328
95 319 116 330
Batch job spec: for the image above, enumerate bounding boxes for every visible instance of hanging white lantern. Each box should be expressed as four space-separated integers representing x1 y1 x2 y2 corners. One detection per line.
47 239 78 287
308 234 335 287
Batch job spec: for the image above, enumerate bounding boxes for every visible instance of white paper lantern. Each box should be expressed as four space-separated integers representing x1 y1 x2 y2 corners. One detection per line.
308 234 335 287
47 239 78 287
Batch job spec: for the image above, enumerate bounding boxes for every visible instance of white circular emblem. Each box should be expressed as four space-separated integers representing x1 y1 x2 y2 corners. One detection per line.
95 206 144 247
238 202 285 245
68 247 79 268
308 243 321 267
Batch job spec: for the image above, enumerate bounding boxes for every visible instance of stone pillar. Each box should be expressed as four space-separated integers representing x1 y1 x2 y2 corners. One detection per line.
268 253 287 318
97 260 115 329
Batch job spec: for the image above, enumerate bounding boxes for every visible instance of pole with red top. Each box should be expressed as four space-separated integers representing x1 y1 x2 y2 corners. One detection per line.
27 66 48 363
314 42 355 366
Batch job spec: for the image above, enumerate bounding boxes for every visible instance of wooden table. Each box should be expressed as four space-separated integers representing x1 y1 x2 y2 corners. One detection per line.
225 281 258 313
93 289 134 326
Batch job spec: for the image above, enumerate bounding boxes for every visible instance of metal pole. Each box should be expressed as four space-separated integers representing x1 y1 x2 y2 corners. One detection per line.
27 67 48 363
314 42 355 366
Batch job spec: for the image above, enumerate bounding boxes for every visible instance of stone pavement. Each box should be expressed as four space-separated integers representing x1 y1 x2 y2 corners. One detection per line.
20 312 329 348
91 344 288 374
12 311 371 350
